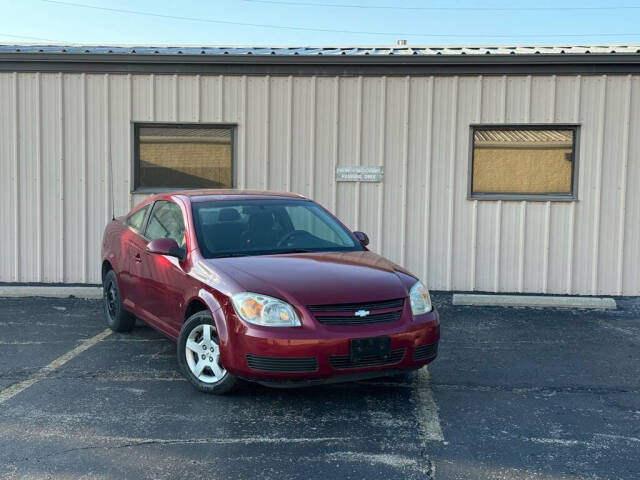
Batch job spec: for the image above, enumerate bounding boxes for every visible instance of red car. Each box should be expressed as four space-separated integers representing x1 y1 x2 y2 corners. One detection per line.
101 190 440 394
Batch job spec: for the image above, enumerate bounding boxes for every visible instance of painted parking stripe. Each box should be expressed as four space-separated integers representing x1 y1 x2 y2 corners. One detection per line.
412 367 444 442
0 328 112 405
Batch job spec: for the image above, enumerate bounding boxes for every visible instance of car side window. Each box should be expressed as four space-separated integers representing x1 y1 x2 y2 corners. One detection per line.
145 201 186 247
126 205 149 233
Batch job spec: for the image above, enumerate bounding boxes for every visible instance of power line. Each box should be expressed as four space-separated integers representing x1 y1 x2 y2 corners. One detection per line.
0 32 67 42
41 0 640 39
241 0 640 12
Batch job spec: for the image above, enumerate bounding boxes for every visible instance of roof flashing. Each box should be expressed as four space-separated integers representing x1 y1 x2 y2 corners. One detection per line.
1 44 640 57
2 44 639 75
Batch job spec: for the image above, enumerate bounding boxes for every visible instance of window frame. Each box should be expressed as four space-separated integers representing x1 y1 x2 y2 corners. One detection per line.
468 123 580 202
131 122 237 193
126 204 151 234
143 200 187 248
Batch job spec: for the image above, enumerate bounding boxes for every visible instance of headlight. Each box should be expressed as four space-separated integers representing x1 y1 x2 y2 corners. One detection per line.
231 292 302 327
409 281 432 316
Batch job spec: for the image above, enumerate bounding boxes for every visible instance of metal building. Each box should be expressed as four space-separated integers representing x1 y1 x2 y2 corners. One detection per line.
1 45 639 295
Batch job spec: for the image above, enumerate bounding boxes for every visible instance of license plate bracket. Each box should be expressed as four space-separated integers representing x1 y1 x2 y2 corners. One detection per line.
350 336 391 363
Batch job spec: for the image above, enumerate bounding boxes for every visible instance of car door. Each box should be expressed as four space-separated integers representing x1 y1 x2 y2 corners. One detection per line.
119 204 151 312
138 200 189 335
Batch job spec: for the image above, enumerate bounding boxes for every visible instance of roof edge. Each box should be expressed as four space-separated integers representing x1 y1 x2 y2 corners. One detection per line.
2 49 640 75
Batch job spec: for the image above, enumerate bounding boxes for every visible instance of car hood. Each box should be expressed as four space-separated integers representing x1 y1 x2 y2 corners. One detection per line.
205 251 415 306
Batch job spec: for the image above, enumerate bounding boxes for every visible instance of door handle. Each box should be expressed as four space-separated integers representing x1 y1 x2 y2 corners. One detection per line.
134 253 142 263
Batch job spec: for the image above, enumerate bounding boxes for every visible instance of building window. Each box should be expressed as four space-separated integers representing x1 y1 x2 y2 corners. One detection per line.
470 125 578 201
134 124 234 191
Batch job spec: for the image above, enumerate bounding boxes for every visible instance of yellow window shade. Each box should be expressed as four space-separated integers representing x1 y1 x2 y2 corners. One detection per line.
471 128 575 196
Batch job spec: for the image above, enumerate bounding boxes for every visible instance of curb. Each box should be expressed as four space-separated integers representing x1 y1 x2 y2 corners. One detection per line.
452 294 617 310
0 286 103 299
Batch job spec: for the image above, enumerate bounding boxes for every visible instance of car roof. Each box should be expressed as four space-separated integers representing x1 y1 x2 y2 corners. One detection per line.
169 189 308 203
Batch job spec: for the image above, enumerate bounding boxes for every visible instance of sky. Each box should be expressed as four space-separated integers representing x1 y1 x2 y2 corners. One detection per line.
1 0 640 47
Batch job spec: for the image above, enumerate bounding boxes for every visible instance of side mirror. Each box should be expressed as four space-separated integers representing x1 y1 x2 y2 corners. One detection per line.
353 231 370 247
146 238 186 261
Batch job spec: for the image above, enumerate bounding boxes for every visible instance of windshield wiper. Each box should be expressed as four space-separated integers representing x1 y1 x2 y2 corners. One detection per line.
213 248 317 258
270 248 315 255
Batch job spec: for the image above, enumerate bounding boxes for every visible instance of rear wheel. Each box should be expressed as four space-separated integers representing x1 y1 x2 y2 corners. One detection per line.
102 270 135 332
178 311 238 394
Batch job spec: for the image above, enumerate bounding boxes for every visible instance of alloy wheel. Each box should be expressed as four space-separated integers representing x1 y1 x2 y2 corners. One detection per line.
185 324 226 383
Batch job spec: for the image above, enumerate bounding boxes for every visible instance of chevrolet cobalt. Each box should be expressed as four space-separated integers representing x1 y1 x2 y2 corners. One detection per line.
101 191 439 394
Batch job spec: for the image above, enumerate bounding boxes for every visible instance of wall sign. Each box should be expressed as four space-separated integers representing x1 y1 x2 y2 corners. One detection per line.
336 166 384 182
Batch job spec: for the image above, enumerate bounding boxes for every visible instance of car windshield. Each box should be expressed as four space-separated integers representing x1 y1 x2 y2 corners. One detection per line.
191 199 363 258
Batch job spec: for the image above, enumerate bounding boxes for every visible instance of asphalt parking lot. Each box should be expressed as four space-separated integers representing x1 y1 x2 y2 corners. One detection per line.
1 292 639 480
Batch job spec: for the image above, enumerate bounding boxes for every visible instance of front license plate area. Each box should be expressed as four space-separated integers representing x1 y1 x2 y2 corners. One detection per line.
350 337 391 363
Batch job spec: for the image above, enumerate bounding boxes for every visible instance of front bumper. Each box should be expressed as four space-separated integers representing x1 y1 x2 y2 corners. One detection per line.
219 306 440 382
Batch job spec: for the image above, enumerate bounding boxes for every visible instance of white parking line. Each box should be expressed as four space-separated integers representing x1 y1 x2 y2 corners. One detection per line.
0 328 112 405
412 367 444 442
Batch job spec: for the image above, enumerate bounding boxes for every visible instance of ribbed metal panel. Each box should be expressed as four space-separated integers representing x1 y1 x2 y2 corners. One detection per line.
0 73 17 281
1 72 639 295
623 76 640 295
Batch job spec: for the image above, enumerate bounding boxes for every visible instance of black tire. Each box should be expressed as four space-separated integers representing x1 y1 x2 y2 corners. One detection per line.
103 270 136 332
178 311 238 395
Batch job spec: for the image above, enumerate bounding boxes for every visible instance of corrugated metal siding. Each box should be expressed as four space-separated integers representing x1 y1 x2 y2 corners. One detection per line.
1 72 639 295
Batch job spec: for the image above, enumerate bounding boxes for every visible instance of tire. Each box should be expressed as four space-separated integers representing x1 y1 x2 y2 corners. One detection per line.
178 311 238 395
103 270 136 332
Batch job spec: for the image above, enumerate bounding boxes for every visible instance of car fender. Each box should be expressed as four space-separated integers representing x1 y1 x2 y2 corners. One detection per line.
190 289 229 345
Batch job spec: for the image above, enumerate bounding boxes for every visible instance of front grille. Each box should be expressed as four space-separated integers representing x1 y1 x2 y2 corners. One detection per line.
329 348 405 370
308 298 404 313
308 298 404 326
413 343 438 361
246 354 318 373
316 310 401 326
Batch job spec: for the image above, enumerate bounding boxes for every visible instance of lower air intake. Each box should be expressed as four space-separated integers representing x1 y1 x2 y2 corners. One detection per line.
329 348 405 370
246 354 318 373
413 343 438 361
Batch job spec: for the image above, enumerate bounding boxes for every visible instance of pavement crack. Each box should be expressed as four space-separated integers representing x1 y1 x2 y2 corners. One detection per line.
8 435 368 464
431 382 640 396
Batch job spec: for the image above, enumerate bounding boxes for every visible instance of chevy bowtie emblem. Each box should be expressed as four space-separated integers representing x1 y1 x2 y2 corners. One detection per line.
354 310 370 317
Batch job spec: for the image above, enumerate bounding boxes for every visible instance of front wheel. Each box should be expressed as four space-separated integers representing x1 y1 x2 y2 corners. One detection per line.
178 311 238 394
